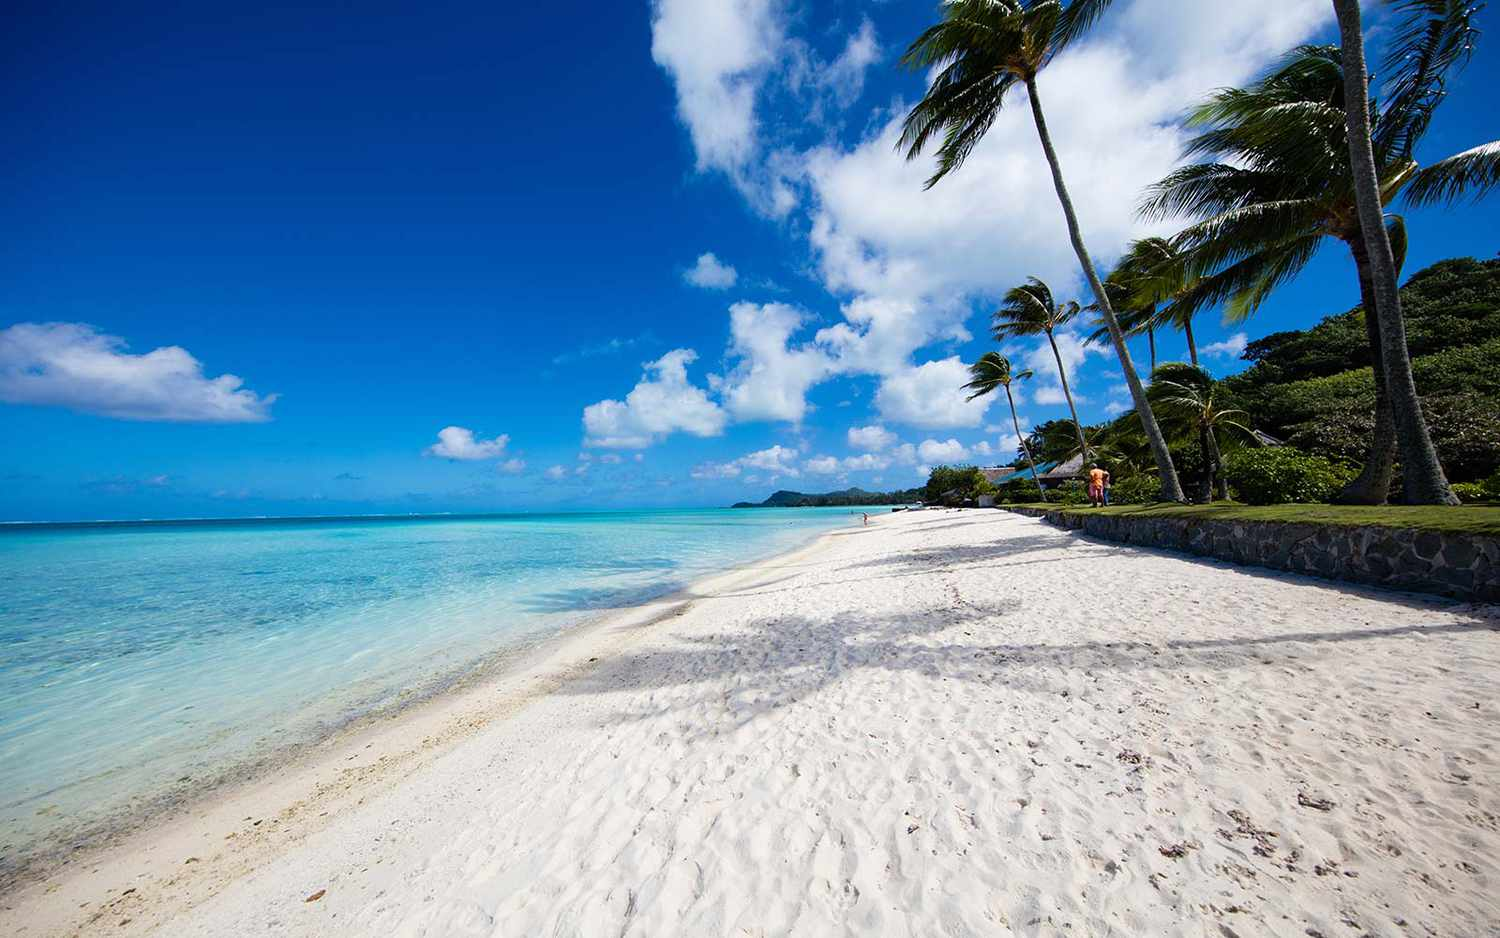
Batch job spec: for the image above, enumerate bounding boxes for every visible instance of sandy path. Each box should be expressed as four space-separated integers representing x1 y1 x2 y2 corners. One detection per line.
34 511 1500 936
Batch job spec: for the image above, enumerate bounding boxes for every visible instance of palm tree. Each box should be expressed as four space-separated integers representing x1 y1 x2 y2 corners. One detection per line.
899 0 1186 502
992 277 1090 462
1141 1 1495 504
1085 266 1160 371
1332 0 1456 505
1088 238 1202 366
1147 363 1254 501
962 352 1048 499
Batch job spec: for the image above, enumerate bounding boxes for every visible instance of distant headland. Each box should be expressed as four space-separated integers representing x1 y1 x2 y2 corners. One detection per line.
731 487 922 509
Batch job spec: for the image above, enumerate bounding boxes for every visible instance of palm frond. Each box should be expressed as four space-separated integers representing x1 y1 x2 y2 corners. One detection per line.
1401 140 1500 206
1377 0 1483 161
1052 0 1117 53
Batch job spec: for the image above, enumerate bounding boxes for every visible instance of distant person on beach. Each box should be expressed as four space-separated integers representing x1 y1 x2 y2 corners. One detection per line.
1087 464 1110 508
862 512 870 526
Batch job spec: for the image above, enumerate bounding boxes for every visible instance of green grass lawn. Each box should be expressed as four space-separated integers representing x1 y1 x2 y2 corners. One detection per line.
1003 501 1500 536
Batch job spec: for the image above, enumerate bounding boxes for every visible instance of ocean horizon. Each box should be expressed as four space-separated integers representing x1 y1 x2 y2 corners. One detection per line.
0 507 857 882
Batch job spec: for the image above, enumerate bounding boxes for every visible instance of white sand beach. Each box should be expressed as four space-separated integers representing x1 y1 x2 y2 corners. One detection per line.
7 509 1498 937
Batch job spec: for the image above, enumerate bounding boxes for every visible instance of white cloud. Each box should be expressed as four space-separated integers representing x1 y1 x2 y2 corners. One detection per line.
875 357 992 429
643 0 1330 444
918 438 970 463
804 455 841 475
972 440 994 457
545 465 567 480
599 453 624 465
1202 331 1249 359
847 423 898 452
0 322 274 422
719 301 834 423
840 452 890 472
739 444 800 476
684 252 739 289
428 426 510 460
691 460 741 479
802 1 1329 307
693 443 802 481
1018 331 1103 411
890 442 917 465
1104 390 1134 414
807 18 880 108
993 433 1023 460
650 0 792 212
499 458 527 474
583 349 727 448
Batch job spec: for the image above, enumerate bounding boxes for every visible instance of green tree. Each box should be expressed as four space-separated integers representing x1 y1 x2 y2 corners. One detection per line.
1147 363 1255 501
992 278 1090 461
1142 1 1496 503
1332 0 1456 504
923 465 988 505
899 0 1185 502
1085 264 1160 372
962 351 1048 499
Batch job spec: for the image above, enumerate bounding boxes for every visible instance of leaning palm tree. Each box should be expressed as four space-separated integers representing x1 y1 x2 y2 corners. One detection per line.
1147 363 1254 501
1141 1 1494 503
1085 266 1160 371
992 278 1090 461
899 0 1186 502
963 352 1048 499
1087 237 1203 366
1121 237 1205 365
1331 0 1457 505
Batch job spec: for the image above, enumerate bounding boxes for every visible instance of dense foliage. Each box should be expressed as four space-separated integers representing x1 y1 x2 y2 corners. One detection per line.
1223 447 1357 506
921 466 992 505
1107 474 1160 505
1221 258 1500 482
994 477 1043 504
732 487 922 508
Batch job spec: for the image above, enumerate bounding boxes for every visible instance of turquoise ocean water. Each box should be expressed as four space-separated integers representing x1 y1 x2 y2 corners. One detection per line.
0 508 854 879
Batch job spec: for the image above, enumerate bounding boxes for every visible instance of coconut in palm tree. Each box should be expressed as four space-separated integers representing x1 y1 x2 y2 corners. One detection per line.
899 0 1186 502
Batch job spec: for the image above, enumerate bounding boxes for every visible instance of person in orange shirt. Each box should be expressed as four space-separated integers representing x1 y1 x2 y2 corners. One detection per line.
1087 463 1110 508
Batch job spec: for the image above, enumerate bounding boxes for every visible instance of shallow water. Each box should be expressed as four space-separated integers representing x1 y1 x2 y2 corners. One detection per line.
0 508 854 875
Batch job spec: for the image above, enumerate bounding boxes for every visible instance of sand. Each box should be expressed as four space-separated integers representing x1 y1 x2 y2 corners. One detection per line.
5 509 1497 937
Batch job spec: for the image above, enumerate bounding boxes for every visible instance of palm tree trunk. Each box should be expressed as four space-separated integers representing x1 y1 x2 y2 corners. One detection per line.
1147 325 1156 373
1006 385 1046 501
1183 315 1199 366
1331 0 1457 505
1024 74 1185 502
1204 425 1228 501
1046 329 1090 462
1335 234 1397 504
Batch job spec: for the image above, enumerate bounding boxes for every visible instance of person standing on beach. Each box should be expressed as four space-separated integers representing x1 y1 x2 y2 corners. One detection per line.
862 512 870 526
1087 464 1109 508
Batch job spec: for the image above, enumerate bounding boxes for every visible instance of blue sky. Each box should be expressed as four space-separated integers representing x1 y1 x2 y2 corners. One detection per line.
3 0 1497 521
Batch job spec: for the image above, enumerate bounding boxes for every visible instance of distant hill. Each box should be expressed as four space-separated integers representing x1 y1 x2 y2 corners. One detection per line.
731 487 922 508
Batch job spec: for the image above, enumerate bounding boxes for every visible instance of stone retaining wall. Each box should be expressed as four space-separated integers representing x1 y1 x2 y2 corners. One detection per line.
1004 506 1499 602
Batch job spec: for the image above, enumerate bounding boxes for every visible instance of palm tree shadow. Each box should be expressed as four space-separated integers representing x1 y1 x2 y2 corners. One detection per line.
561 600 1496 742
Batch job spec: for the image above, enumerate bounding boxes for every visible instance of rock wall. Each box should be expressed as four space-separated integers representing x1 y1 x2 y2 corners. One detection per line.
1004 507 1499 602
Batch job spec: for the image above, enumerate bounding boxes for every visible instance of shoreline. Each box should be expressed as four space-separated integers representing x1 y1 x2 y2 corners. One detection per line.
0 515 856 936
7 509 1496 936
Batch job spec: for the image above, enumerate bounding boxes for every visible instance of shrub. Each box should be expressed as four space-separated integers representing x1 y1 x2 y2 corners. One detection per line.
1109 473 1160 505
1452 481 1488 504
996 477 1042 503
1223 446 1357 505
1485 469 1500 499
1053 479 1090 505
